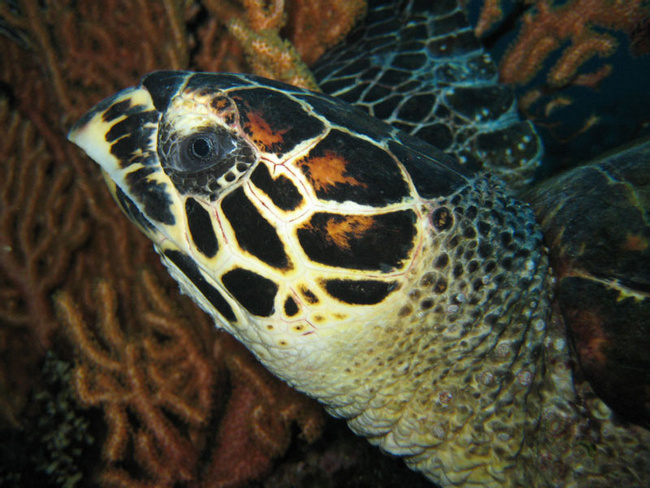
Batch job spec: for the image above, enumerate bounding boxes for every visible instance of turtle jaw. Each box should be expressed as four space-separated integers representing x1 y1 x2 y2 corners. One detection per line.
68 86 157 179
68 85 182 244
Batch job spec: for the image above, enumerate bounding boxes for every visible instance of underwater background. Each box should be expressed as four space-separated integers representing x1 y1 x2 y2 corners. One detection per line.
0 0 649 487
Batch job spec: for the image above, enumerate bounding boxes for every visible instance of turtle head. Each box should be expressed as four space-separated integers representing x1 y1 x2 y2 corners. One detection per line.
69 71 276 332
68 71 259 243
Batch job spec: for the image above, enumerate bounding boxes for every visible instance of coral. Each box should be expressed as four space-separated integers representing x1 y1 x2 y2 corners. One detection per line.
0 0 361 484
55 272 322 487
0 98 88 344
284 0 367 65
0 352 95 488
227 16 318 90
193 0 366 89
0 0 195 429
472 0 504 38
196 0 318 89
493 0 650 88
55 271 222 487
203 333 323 488
467 0 650 170
0 98 88 427
0 0 191 120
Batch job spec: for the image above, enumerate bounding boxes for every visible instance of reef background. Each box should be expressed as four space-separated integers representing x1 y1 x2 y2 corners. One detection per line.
0 1 648 487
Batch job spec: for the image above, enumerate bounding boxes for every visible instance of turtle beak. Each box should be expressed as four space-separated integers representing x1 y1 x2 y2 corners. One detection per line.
68 83 179 238
68 86 159 182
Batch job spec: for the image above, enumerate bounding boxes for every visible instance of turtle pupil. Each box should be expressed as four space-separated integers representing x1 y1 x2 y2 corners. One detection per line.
191 137 212 159
165 129 239 175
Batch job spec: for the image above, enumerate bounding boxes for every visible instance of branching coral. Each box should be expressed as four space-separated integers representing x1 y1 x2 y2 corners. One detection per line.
0 98 88 426
472 0 650 88
0 99 88 345
1 0 361 484
468 0 650 168
55 271 322 487
284 0 367 65
196 0 318 89
194 0 366 89
204 333 323 488
55 271 222 486
0 0 196 427
0 0 192 121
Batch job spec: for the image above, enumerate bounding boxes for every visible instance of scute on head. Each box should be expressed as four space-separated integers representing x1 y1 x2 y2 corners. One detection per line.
68 72 440 342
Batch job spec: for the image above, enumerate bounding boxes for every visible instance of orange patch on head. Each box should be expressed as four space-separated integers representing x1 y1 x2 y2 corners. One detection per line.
324 215 376 250
303 150 367 192
244 110 288 147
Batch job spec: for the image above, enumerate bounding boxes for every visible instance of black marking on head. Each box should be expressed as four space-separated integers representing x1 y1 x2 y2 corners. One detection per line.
299 129 410 206
301 287 319 304
106 109 159 168
185 198 218 258
323 279 397 305
221 187 290 269
222 268 278 317
250 163 303 211
70 90 126 134
124 167 175 225
244 74 313 94
284 296 299 316
431 207 453 231
103 100 134 123
163 250 236 322
113 185 155 233
185 72 256 92
230 87 325 155
298 92 394 142
297 210 416 272
141 71 189 112
388 139 469 199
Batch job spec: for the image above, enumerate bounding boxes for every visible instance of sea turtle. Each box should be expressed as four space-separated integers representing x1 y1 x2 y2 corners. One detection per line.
67 0 650 487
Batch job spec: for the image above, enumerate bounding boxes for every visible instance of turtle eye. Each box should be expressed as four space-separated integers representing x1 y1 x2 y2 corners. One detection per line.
172 130 236 173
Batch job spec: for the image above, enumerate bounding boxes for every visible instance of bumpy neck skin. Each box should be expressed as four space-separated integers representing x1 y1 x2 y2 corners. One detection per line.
241 174 650 487
324 173 554 487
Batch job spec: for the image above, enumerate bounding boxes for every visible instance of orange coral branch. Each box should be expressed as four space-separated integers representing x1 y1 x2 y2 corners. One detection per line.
228 17 318 89
1 0 331 480
195 0 366 89
55 272 220 486
548 33 616 86
0 98 89 348
500 0 649 87
474 0 505 37
285 0 367 65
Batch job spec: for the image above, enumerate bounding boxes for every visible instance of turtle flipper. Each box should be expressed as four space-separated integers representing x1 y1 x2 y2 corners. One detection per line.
526 139 650 428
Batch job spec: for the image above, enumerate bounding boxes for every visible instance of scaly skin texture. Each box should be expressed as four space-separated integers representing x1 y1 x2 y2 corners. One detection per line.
68 72 650 487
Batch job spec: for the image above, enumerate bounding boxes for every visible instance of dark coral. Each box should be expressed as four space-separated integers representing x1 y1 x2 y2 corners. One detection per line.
0 352 96 487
